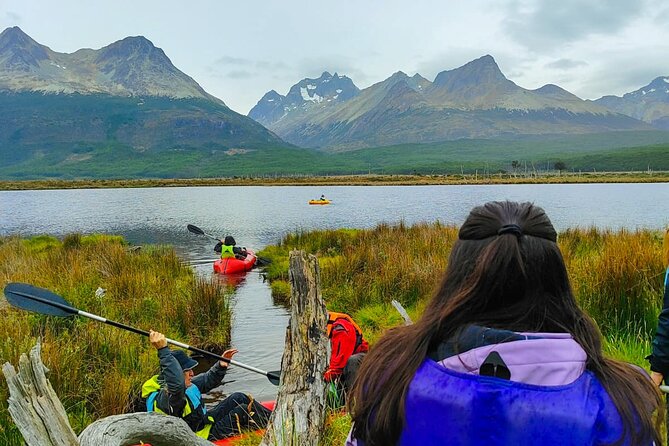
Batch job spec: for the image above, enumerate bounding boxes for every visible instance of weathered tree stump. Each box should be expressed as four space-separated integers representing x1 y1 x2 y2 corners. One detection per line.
78 412 212 446
2 341 79 446
259 250 329 446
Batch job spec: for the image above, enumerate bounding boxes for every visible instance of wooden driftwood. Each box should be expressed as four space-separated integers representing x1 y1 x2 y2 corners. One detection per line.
260 250 329 446
2 340 79 446
78 412 212 446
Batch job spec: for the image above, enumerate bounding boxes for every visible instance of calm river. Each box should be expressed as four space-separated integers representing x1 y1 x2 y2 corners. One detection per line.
1 183 668 400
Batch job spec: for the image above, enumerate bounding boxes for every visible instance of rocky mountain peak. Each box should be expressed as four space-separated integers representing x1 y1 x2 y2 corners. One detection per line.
248 71 360 126
0 26 48 71
432 54 510 90
260 89 282 101
534 84 581 100
624 76 669 101
0 27 222 102
96 35 169 65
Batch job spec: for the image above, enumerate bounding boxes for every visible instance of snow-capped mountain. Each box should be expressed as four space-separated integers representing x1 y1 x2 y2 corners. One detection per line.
250 55 649 150
595 76 669 129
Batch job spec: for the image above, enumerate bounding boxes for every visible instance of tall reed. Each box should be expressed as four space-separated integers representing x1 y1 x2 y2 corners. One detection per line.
258 224 665 348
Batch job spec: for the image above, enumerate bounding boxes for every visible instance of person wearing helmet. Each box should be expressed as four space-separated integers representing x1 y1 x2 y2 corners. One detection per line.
141 330 270 441
214 235 248 260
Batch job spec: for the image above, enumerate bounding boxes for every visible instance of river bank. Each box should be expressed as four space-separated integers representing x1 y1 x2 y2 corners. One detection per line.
2 171 668 190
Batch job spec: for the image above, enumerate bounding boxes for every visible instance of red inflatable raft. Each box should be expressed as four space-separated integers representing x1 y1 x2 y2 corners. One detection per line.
213 249 256 274
214 400 276 445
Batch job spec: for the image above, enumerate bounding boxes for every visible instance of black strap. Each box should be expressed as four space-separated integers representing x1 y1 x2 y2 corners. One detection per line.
479 351 511 380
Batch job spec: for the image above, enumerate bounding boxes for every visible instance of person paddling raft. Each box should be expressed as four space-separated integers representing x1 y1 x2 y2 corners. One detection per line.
141 330 271 441
214 235 248 260
347 201 663 446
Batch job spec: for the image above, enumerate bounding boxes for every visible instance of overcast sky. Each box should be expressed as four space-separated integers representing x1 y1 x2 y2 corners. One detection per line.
2 0 668 114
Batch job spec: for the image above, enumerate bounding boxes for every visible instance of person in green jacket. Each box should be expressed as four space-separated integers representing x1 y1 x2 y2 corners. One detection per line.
215 236 248 260
141 330 270 441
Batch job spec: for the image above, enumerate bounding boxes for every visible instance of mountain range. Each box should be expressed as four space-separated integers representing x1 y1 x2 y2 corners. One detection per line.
0 26 295 179
249 55 664 151
0 26 668 179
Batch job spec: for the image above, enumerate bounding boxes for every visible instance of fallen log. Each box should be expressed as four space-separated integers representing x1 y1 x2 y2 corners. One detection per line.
78 412 212 446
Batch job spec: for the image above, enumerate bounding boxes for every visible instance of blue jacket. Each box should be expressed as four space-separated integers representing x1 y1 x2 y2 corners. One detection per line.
348 327 638 446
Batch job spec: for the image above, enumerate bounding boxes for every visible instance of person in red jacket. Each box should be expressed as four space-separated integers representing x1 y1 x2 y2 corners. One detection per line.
325 311 368 405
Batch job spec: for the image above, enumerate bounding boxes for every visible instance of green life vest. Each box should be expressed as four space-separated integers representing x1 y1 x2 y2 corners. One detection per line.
220 244 235 259
141 375 213 439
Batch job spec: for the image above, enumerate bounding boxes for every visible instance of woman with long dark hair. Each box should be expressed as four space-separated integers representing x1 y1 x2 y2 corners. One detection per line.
348 201 663 446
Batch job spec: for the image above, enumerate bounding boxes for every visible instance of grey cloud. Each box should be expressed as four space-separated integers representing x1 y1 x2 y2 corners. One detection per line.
577 51 669 99
4 11 21 23
207 58 291 80
255 61 290 71
653 6 669 25
502 0 647 52
214 56 252 66
213 56 289 71
545 58 588 70
224 70 254 79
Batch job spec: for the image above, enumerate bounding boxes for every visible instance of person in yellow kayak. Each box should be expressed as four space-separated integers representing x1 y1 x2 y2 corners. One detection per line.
214 236 248 260
320 194 326 201
141 330 270 441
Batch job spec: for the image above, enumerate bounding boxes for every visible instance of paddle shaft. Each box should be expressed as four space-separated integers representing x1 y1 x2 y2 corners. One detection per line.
200 231 222 243
9 288 274 379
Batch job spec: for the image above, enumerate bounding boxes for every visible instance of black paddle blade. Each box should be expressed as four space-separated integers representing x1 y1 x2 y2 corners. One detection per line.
187 224 205 235
267 370 281 386
255 256 272 267
4 283 76 317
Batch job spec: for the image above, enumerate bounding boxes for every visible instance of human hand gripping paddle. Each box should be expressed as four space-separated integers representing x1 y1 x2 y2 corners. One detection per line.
3 282 281 386
186 224 272 267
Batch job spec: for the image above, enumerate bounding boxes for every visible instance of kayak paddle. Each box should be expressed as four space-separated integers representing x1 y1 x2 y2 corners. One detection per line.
3 282 281 386
186 224 272 266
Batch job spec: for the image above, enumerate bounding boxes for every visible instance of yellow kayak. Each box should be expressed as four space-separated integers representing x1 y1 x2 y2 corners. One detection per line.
309 199 331 205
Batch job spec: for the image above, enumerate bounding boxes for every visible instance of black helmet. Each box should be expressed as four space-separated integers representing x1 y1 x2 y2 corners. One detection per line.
171 350 198 371
224 236 236 246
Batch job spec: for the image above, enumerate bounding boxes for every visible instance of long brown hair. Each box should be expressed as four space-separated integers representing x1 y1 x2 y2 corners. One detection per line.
350 201 663 445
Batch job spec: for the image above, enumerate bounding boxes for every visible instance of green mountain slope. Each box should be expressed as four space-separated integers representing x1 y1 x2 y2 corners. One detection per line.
2 129 668 179
0 92 298 178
